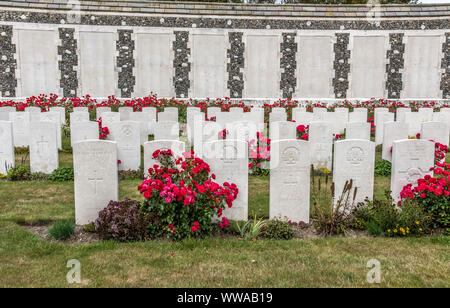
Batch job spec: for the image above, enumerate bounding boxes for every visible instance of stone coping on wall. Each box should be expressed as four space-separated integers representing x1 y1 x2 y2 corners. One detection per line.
0 0 449 18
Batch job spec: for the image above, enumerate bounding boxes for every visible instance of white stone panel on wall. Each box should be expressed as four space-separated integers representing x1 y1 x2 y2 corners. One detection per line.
296 36 333 98
79 31 116 97
244 34 280 98
402 35 442 99
350 36 386 98
192 34 227 98
17 29 59 97
135 33 173 97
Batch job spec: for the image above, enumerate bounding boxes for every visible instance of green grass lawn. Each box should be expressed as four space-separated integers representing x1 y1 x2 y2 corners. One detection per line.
0 138 449 287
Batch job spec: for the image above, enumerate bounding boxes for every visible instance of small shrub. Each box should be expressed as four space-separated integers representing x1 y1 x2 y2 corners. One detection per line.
234 215 265 240
260 220 294 240
354 194 432 237
48 167 74 182
139 149 238 240
95 199 152 242
374 159 392 176
6 165 31 181
48 221 75 240
312 174 357 236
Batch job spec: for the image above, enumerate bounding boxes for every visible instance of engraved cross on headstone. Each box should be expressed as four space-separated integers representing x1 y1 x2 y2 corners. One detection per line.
36 136 49 158
88 170 103 194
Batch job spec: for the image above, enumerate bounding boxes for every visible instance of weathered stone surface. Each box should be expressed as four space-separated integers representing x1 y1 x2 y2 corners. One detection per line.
71 121 99 146
0 121 14 175
154 121 179 141
421 121 449 146
110 121 141 171
270 139 310 223
270 121 297 141
333 139 375 206
309 121 333 170
391 139 434 202
203 139 248 221
73 140 118 225
382 121 409 162
9 112 30 147
29 121 58 174
346 122 371 140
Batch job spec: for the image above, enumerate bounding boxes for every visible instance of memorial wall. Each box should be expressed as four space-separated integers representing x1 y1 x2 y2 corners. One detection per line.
0 1 449 100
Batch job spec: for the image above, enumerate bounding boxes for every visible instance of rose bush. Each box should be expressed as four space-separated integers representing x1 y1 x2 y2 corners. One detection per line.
400 142 450 229
138 149 238 240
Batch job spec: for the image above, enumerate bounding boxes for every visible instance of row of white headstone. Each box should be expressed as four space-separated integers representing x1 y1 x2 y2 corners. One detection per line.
0 114 446 179
71 137 435 226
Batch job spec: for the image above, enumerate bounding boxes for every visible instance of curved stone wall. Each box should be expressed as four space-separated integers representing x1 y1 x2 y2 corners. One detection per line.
0 1 448 100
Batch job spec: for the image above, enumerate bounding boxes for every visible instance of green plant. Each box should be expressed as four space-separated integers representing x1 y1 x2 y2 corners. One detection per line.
48 220 75 240
48 167 74 182
312 172 357 236
234 215 265 240
375 159 392 176
354 192 432 237
260 220 294 240
139 149 238 240
95 199 153 242
6 165 31 181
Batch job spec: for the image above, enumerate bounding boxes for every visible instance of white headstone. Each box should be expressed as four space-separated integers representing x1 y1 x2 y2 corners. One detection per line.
382 121 409 162
73 107 88 113
324 111 348 134
230 107 244 113
71 121 99 146
154 121 179 141
292 111 313 126
40 111 62 150
143 140 186 178
70 112 89 127
333 139 375 206
73 140 118 225
142 107 157 134
50 107 66 124
158 111 178 122
270 121 297 141
207 107 221 121
391 139 434 202
110 121 141 171
25 106 41 113
129 112 151 145
346 122 371 140
119 107 134 121
227 121 258 147
187 107 205 144
270 139 310 223
421 121 449 147
404 112 422 137
100 112 120 131
269 111 287 123
375 112 394 145
374 108 389 125
29 121 58 174
313 108 327 121
96 107 111 120
418 108 433 123
396 107 411 122
309 121 333 170
0 107 16 121
349 110 367 123
0 121 14 175
9 112 30 147
203 139 248 221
